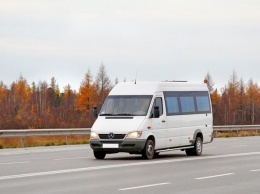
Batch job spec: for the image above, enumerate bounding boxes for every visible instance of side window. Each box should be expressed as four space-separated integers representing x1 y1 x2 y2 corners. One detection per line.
196 96 210 112
180 96 195 113
152 97 163 116
165 97 179 114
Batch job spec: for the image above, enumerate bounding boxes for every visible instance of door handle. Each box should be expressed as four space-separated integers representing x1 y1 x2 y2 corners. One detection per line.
162 120 166 123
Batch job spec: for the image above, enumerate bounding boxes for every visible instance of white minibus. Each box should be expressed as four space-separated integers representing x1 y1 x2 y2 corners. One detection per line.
90 81 213 159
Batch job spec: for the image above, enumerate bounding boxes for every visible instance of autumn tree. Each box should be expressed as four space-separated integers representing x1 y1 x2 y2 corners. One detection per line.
95 64 112 106
11 76 32 128
219 86 228 125
204 72 222 125
0 81 8 128
75 69 98 127
63 84 76 110
76 69 97 111
0 81 6 106
226 71 240 124
237 78 247 124
48 77 60 108
210 89 221 125
205 72 215 94
246 79 259 124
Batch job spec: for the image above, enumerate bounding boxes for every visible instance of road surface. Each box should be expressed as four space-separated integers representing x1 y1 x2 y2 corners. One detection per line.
0 136 260 194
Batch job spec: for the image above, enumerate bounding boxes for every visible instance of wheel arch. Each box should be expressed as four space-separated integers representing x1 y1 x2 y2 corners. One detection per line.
193 129 203 143
147 135 155 144
142 132 156 146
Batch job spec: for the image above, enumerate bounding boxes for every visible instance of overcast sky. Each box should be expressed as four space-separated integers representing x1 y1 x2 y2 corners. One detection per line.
1 0 260 92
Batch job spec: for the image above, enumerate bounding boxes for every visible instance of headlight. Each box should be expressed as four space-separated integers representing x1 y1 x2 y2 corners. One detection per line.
126 131 142 139
90 132 99 139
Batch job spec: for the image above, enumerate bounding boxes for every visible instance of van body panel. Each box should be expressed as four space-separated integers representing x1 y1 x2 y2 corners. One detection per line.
166 115 181 147
180 113 212 145
91 116 145 134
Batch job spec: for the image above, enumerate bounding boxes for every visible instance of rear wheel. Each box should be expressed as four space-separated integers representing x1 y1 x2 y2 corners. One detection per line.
93 151 106 159
142 139 155 159
185 137 203 156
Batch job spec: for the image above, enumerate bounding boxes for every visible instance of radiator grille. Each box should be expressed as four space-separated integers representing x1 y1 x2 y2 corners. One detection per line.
99 134 126 139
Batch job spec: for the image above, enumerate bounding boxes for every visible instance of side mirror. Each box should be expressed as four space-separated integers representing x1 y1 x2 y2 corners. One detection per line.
153 106 160 118
93 106 98 118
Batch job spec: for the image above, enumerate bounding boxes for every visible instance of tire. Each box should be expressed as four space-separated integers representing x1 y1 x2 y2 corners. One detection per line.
93 151 106 159
185 148 195 156
142 139 155 159
185 137 203 156
154 152 160 158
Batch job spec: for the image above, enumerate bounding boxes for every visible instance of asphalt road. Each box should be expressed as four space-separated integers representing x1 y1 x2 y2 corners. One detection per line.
0 137 260 194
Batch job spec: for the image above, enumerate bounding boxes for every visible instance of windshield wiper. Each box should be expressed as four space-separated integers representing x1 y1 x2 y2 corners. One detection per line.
114 113 134 116
99 113 115 116
100 113 135 116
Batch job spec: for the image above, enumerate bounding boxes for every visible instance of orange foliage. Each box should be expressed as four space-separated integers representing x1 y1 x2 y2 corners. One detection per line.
0 81 6 105
211 89 221 107
76 70 98 111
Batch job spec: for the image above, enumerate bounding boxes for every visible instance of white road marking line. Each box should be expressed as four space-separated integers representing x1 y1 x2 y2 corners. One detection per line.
0 146 91 156
54 157 88 161
195 173 234 180
1 152 260 180
231 145 248 148
119 182 170 191
251 169 260 172
0 161 31 165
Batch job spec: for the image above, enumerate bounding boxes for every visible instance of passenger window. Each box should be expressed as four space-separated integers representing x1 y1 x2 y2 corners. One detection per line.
196 96 210 112
180 96 195 113
165 97 179 114
152 97 163 116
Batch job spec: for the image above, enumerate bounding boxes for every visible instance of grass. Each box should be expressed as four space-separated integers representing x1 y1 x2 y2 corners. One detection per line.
0 135 90 149
214 130 260 138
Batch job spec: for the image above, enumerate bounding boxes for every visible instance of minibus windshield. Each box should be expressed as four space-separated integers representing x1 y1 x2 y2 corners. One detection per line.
100 95 152 116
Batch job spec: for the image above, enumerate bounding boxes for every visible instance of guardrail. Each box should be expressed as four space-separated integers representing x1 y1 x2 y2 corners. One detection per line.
213 125 260 137
0 128 91 148
0 125 259 148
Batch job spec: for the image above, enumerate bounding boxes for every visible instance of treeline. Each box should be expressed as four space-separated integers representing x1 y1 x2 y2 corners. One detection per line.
0 64 113 129
206 71 260 125
0 67 260 129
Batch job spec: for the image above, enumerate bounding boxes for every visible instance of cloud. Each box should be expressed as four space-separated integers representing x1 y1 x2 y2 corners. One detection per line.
0 0 260 92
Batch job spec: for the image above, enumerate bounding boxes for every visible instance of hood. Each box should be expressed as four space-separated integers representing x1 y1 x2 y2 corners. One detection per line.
91 116 145 134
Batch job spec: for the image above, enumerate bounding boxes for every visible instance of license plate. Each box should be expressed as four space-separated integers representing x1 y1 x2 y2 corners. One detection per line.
102 144 119 148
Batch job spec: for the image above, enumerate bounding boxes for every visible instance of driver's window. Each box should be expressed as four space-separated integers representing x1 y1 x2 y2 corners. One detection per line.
151 97 163 117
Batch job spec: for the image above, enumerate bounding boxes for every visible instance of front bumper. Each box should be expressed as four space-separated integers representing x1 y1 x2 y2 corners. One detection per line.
90 139 147 153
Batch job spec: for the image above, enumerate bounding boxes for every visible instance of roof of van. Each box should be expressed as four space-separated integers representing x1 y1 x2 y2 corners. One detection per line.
109 81 209 95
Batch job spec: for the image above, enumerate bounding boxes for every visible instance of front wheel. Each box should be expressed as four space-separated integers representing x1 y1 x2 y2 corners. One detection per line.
93 151 106 159
185 137 203 156
142 139 155 159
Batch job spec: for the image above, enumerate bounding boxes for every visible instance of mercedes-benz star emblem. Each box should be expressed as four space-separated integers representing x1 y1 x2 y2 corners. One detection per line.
108 132 115 139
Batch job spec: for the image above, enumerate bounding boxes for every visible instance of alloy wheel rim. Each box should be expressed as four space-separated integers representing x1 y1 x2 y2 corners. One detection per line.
196 139 202 154
147 144 154 157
